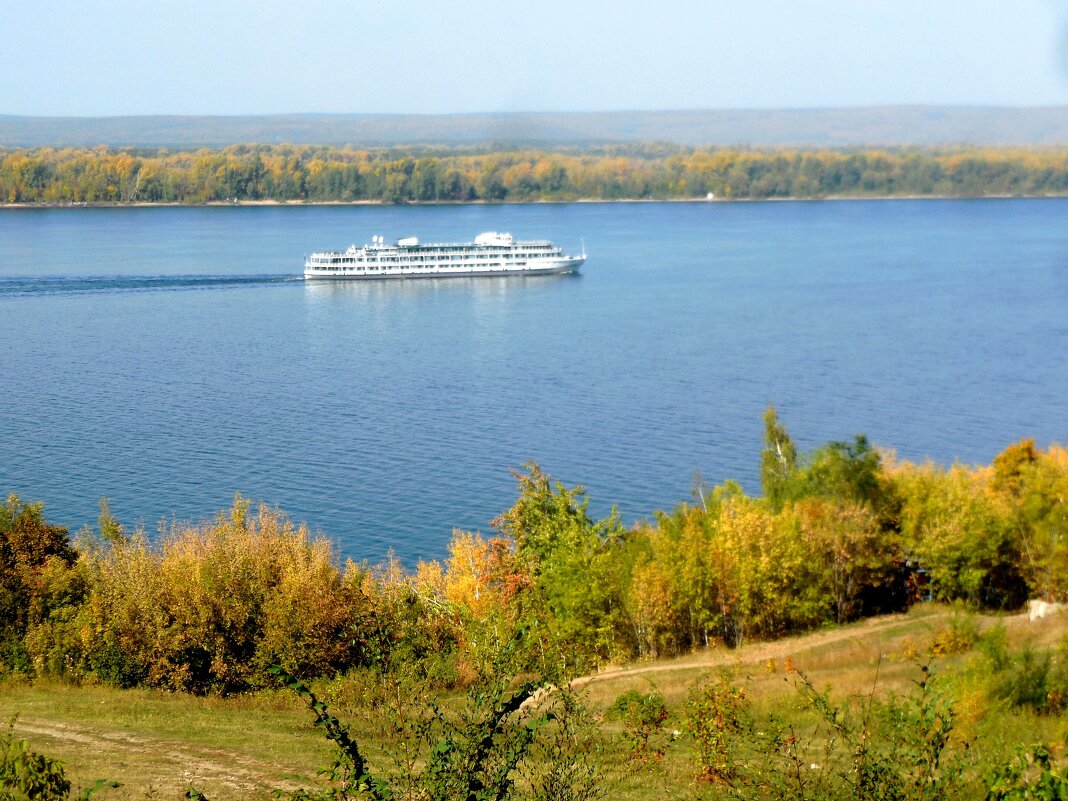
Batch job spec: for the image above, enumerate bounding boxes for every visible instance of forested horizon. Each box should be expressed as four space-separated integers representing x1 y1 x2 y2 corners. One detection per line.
4 143 1068 204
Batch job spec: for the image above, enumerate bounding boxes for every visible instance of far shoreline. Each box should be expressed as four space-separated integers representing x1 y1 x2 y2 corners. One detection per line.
3 193 1068 210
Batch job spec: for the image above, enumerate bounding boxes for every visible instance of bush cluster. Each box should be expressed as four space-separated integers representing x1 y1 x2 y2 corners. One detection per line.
6 497 457 693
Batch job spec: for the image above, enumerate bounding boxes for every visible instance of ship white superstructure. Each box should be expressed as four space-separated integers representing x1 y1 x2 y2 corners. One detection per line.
304 232 585 279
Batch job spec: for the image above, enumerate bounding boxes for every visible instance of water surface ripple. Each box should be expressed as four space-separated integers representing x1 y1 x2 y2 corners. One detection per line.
1 201 1065 564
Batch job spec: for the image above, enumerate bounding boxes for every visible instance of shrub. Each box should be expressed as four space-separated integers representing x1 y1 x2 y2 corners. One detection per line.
980 633 1068 714
607 689 669 764
521 690 602 801
986 745 1068 800
978 623 1012 672
77 498 364 693
684 676 749 783
0 495 81 674
0 721 115 800
989 646 1068 714
0 722 70 800
930 609 981 655
679 665 969 800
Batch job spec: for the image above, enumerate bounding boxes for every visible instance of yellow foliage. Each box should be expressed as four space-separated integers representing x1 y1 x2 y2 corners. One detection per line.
627 557 678 658
79 497 359 692
6 143 1068 203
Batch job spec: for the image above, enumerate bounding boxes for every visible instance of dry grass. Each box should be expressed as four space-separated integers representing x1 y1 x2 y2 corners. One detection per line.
577 604 1068 800
578 604 948 708
1 680 330 799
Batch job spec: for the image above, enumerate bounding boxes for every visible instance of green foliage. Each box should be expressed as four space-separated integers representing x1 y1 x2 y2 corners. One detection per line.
269 650 597 801
0 722 115 801
760 406 798 510
607 690 669 764
686 666 968 800
684 675 750 783
981 637 1068 714
627 492 826 654
1014 448 1068 602
95 498 125 546
868 668 963 801
787 498 894 623
756 412 904 622
0 723 70 801
490 463 630 676
995 647 1058 712
520 691 602 801
0 495 81 674
799 436 884 507
893 460 1027 609
986 745 1068 801
3 415 1068 703
268 665 390 800
767 424 892 513
978 622 1013 672
415 679 544 801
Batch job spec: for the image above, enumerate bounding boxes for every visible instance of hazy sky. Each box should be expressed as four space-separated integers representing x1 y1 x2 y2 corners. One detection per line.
4 0 1068 116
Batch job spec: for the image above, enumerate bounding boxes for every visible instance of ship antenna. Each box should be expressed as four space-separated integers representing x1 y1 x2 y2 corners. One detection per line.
581 238 586 259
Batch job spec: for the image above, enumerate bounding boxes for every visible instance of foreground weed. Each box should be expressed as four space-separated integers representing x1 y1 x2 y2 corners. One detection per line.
521 690 604 801
185 660 598 801
266 665 391 800
680 663 970 801
986 745 1068 800
1 720 117 801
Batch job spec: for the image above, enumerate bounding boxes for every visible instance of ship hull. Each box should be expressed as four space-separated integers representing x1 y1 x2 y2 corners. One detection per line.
304 255 584 280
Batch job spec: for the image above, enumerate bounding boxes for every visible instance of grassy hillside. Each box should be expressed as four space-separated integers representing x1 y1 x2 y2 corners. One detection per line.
4 604 1065 800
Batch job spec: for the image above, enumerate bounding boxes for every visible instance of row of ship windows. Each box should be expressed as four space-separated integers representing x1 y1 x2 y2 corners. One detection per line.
315 255 547 265
315 262 530 270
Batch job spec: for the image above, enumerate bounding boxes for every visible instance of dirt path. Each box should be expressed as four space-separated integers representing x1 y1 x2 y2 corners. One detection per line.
13 716 303 796
574 611 948 688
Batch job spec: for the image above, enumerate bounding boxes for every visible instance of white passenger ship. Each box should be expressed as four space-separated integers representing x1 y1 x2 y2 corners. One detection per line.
304 232 585 279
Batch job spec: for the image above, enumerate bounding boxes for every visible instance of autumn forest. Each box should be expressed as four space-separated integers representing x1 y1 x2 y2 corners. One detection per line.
4 143 1068 204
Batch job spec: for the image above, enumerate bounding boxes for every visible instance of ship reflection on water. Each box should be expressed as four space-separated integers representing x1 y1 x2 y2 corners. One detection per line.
302 271 580 303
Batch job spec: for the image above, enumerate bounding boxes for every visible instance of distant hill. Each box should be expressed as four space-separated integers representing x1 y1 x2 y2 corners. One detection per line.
3 107 1068 149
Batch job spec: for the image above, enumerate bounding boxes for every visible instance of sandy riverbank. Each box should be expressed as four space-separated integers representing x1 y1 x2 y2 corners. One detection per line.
2 193 1065 209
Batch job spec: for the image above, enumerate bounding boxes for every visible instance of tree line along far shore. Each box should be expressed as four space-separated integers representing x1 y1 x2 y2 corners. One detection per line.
3 143 1068 204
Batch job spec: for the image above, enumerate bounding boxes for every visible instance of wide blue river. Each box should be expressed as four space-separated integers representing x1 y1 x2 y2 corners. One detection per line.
1 200 1065 564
